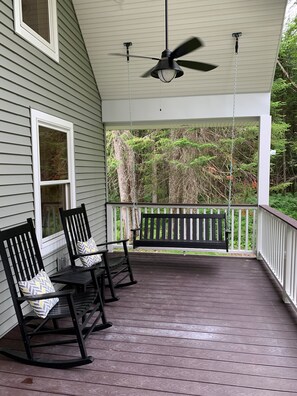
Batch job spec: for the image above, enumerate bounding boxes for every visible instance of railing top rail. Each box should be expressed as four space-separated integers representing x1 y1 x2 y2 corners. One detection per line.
260 205 297 230
107 202 257 209
141 213 226 219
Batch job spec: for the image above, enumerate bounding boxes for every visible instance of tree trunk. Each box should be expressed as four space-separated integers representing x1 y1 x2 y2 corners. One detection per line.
281 149 287 195
169 130 182 204
112 130 138 239
152 148 158 203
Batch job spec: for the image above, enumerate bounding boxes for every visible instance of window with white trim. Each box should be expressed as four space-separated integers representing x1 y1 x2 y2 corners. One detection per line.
14 0 59 62
31 110 76 255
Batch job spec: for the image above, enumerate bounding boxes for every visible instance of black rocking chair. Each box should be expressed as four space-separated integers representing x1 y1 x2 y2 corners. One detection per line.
59 204 137 302
0 218 112 369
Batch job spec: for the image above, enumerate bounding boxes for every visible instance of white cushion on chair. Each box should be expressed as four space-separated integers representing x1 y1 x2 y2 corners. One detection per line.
77 237 102 267
18 270 59 318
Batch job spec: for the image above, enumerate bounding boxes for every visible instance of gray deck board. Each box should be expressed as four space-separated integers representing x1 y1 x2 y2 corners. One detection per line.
0 253 297 395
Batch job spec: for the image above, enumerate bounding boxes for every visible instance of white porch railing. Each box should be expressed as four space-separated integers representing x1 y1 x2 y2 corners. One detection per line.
258 205 297 310
106 203 258 254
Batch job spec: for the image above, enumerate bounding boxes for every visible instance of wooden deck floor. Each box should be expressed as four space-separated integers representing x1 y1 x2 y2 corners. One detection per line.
0 253 297 395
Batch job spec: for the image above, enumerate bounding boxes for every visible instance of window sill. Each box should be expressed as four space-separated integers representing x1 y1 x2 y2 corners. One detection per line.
41 233 66 257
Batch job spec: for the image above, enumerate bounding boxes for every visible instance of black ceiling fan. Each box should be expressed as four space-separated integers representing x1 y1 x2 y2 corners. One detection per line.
110 0 217 83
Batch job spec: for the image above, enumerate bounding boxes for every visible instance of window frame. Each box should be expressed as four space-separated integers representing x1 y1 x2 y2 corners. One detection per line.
31 109 76 256
14 0 59 62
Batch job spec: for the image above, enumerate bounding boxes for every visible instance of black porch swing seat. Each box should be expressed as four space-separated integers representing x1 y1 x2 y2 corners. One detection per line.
132 213 229 251
0 219 112 369
59 204 137 302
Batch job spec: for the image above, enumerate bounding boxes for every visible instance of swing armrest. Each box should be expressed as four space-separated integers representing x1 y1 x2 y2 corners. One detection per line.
131 228 140 240
131 228 141 249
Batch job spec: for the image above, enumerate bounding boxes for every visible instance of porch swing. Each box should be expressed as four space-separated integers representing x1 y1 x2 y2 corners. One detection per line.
129 33 242 253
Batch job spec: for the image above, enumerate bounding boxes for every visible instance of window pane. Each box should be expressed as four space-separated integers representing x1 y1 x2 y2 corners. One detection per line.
41 184 66 238
22 0 50 43
39 126 68 181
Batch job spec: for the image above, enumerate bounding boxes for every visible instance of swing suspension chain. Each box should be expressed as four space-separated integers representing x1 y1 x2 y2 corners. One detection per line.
227 33 241 231
125 43 138 227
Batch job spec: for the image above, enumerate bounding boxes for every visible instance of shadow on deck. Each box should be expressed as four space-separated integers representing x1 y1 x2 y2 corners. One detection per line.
0 252 297 395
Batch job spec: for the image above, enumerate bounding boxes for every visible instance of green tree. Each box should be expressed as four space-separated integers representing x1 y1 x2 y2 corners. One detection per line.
270 16 297 193
107 126 258 205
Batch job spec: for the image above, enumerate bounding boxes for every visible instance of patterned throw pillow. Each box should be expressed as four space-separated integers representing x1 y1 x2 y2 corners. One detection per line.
76 237 102 267
18 270 59 319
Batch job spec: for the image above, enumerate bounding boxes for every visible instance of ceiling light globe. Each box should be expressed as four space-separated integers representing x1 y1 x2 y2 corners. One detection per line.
157 68 177 83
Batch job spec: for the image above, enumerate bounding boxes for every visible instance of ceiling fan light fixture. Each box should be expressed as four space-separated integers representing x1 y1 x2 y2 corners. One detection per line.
151 58 184 83
157 68 177 83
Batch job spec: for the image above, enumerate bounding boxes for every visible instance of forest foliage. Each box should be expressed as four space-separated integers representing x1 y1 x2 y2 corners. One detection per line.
107 17 297 218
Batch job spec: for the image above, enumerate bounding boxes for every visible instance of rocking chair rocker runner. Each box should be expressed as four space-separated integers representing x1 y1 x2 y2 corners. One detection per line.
0 218 112 369
59 204 137 302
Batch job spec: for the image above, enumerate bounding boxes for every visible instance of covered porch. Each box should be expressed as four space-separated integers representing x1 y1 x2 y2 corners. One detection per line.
1 0 295 393
0 252 297 395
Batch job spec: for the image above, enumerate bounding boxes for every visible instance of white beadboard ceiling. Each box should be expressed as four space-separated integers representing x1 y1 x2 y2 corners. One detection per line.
72 0 287 102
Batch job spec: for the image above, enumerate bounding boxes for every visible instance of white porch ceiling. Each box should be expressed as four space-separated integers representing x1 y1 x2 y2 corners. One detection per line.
72 0 287 102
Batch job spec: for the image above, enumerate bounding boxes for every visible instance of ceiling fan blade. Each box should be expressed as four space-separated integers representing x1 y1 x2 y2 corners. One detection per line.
141 66 156 78
177 60 217 72
170 37 203 59
109 53 160 61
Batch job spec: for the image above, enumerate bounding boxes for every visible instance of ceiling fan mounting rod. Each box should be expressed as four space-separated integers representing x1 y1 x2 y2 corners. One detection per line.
165 0 169 49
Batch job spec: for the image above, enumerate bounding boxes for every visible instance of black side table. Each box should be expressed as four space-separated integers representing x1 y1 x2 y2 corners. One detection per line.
51 266 106 303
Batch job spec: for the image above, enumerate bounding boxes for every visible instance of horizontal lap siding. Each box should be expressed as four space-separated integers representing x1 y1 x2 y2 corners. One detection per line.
0 0 106 336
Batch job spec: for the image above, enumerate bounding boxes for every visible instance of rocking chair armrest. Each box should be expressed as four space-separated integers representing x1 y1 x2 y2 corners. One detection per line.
18 289 75 302
75 249 108 259
96 239 129 246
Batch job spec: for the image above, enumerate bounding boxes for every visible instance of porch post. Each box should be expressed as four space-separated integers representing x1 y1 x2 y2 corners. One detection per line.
106 204 114 252
256 115 272 257
257 115 271 205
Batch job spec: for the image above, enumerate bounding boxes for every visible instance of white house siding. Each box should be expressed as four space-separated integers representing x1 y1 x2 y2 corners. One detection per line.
0 0 106 336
